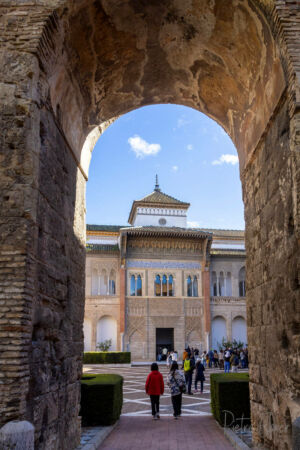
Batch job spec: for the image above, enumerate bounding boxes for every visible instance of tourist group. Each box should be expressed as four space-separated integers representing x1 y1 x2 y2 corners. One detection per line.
145 346 248 419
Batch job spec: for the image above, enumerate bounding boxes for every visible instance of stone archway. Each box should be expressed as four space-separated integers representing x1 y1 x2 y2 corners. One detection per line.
0 1 299 449
96 315 117 351
212 315 227 350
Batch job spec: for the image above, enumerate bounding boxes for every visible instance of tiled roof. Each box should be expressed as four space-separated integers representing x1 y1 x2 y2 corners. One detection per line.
138 190 189 206
128 188 190 224
86 243 119 252
87 225 127 232
120 226 212 239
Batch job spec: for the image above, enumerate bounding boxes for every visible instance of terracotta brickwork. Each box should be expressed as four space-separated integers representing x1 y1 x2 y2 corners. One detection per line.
0 1 299 449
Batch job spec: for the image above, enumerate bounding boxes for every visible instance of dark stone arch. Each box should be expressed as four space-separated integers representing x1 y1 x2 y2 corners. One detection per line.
0 1 299 448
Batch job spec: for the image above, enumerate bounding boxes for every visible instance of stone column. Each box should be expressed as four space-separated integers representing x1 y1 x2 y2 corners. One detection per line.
91 318 98 351
202 268 211 335
119 268 126 336
226 315 232 342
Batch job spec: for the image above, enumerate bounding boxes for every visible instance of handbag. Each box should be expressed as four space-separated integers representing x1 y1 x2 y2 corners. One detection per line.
173 374 186 393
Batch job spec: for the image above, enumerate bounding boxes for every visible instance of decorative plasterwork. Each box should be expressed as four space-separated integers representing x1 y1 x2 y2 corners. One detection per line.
126 316 146 338
126 261 201 269
127 238 203 252
210 296 246 304
185 316 202 337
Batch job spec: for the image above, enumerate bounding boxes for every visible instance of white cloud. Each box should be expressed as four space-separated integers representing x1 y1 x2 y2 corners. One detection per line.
187 221 201 228
128 135 161 159
172 165 178 172
177 118 190 128
212 154 239 166
187 144 193 151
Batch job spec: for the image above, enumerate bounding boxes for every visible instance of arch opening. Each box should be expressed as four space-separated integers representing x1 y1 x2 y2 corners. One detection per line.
45 0 285 179
96 315 117 351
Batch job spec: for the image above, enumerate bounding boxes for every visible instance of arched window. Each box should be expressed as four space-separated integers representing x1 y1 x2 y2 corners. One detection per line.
226 272 232 296
109 270 116 295
155 275 161 296
91 269 98 295
219 271 225 296
100 269 107 295
239 267 246 297
193 276 198 297
130 275 136 296
168 275 173 297
187 276 192 297
162 274 167 296
136 275 142 296
211 271 217 296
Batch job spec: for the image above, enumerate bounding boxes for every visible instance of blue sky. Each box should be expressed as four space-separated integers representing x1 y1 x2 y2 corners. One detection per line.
86 104 245 230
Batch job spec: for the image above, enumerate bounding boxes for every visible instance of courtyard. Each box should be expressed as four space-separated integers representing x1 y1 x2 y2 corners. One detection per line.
83 364 219 417
82 364 248 449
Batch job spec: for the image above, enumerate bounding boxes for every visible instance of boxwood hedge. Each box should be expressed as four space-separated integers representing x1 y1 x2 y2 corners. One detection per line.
210 373 250 427
80 373 123 426
83 352 131 364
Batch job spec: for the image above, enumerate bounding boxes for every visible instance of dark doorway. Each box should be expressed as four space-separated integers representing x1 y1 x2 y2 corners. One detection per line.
156 328 174 361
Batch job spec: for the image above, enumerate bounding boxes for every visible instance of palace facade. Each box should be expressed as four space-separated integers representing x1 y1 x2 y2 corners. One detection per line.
84 180 246 361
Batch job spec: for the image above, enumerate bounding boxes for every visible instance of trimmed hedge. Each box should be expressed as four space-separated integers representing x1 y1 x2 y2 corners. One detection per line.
210 373 250 427
80 373 123 426
83 352 131 364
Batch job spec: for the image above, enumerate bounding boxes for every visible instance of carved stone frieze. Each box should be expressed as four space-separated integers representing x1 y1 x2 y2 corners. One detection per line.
127 237 203 256
185 316 202 333
210 296 246 304
126 316 146 338
126 305 146 316
127 260 201 269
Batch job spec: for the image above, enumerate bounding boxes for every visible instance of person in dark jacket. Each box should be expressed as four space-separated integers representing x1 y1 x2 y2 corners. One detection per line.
194 360 205 393
145 362 164 419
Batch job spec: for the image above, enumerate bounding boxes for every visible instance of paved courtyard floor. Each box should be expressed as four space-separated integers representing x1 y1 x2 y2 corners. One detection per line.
100 416 233 450
82 364 247 449
84 364 213 417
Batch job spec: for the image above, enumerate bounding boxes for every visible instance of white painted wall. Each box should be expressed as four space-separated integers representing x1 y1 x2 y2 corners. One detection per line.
133 207 187 227
211 316 227 350
232 316 247 345
83 320 92 351
96 315 117 350
87 236 119 245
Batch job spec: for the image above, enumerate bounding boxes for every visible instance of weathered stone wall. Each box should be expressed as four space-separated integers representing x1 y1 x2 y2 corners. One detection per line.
28 108 86 448
243 97 300 449
0 5 86 448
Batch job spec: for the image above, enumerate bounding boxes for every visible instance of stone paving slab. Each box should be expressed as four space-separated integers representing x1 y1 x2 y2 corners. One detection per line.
99 416 234 450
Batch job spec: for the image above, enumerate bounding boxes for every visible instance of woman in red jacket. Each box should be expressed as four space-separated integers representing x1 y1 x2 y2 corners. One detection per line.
145 362 164 419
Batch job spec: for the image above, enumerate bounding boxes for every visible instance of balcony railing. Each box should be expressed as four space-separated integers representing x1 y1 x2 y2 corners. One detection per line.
210 296 246 303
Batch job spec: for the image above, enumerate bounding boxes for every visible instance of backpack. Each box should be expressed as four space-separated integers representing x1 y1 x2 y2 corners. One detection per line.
184 359 191 371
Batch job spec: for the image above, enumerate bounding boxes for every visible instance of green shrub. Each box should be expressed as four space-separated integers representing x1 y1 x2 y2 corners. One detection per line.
83 352 131 364
80 373 123 426
210 373 250 427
